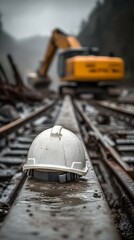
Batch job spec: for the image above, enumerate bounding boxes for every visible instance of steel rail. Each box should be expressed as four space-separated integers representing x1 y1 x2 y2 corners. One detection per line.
74 100 134 177
90 100 134 117
0 99 58 139
99 145 134 204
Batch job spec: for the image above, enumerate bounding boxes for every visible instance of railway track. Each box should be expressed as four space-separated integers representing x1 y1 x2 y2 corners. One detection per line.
0 95 134 239
0 98 59 221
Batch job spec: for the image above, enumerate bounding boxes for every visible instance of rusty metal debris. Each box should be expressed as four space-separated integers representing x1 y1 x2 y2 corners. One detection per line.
0 55 43 104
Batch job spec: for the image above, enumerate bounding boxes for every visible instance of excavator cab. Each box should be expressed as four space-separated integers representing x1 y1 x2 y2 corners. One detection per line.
58 48 89 77
58 47 101 78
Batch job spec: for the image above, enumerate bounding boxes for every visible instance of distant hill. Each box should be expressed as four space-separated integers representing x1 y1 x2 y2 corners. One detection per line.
0 28 58 89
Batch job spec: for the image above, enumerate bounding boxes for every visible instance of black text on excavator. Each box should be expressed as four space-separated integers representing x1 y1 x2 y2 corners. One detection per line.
29 28 125 96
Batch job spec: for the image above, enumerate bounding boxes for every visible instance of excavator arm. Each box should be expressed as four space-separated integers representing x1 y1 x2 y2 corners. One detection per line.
38 28 81 77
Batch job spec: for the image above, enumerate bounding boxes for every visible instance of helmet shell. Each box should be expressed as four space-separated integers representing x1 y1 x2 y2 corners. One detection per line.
23 125 88 176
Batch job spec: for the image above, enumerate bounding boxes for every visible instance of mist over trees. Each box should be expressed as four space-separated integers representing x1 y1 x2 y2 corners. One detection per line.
78 0 134 77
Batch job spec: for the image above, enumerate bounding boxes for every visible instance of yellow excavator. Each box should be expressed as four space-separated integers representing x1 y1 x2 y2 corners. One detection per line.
29 28 125 96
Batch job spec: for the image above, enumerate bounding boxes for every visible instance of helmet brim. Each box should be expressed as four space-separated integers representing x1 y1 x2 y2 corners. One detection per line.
23 163 88 176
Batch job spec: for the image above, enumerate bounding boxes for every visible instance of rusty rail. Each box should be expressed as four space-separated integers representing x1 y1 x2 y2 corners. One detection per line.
0 99 58 139
90 100 134 121
99 145 134 204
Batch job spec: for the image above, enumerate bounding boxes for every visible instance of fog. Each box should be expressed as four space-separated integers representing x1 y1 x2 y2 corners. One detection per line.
0 0 97 39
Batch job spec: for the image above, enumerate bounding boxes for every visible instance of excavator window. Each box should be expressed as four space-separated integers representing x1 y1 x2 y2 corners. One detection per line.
58 48 89 77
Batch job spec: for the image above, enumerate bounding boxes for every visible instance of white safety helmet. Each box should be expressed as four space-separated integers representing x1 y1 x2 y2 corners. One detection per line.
23 125 88 182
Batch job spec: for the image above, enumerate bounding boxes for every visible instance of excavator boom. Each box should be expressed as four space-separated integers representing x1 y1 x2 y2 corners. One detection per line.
39 28 81 77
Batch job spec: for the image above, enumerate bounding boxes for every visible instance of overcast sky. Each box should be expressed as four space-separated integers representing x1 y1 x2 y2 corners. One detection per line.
0 0 97 39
